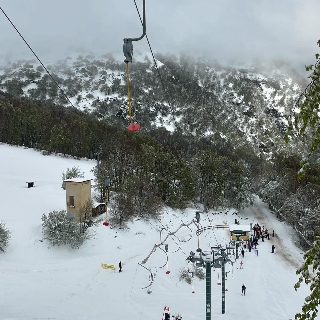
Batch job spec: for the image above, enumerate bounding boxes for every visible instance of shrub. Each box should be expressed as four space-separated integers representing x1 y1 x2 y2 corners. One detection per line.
0 222 10 252
179 268 192 284
113 175 162 223
179 266 205 284
42 210 90 249
194 266 205 280
61 166 85 189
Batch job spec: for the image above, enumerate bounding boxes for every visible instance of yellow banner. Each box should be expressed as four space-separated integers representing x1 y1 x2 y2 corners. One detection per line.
101 263 115 270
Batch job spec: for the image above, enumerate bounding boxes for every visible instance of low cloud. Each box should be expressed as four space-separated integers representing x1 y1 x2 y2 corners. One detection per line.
0 0 319 72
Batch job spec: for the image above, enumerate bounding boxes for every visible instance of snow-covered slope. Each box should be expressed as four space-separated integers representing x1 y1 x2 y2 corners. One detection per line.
0 54 309 157
0 144 315 319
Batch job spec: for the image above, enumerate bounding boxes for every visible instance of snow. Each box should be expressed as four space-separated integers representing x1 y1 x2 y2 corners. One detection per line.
229 224 250 232
64 178 91 183
24 83 38 91
0 144 317 320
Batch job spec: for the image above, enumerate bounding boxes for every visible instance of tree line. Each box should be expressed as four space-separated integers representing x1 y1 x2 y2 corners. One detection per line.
0 90 255 220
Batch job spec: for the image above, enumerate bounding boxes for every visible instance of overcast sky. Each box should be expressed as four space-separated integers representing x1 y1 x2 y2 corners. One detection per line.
0 0 319 72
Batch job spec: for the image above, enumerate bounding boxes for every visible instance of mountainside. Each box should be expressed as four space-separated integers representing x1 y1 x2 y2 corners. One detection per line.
0 53 309 157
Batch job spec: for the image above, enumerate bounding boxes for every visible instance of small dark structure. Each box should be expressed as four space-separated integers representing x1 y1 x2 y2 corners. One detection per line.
26 182 34 188
92 203 106 217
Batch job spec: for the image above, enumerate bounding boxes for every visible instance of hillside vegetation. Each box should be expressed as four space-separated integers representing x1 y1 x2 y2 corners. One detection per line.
0 54 319 245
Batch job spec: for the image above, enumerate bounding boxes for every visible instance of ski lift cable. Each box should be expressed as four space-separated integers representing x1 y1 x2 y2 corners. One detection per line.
138 262 155 289
0 7 76 110
132 0 175 113
0 6 105 154
0 6 112 187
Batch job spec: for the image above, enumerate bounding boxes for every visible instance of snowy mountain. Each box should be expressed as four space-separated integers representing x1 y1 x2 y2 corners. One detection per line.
0 53 309 157
0 143 316 320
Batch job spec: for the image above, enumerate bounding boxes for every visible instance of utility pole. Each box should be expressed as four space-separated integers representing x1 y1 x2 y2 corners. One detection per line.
96 148 103 203
211 246 234 315
206 261 211 320
105 176 110 221
187 214 236 318
221 249 226 314
187 245 235 318
196 211 201 250
235 235 240 259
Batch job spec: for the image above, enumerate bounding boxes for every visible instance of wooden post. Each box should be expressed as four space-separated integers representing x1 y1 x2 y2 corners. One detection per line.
105 188 109 220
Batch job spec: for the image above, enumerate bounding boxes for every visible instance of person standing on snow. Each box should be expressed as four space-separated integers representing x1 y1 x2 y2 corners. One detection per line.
119 261 122 272
242 284 246 296
271 245 275 253
241 248 245 258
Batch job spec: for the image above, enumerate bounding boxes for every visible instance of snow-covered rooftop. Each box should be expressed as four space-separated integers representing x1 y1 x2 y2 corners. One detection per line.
64 178 91 183
229 224 251 232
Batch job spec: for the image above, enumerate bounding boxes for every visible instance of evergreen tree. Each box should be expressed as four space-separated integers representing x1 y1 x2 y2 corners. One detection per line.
0 221 10 252
42 210 90 249
295 232 320 319
288 40 320 155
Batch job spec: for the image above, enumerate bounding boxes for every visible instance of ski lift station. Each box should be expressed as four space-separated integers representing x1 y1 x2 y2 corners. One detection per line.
229 224 251 241
65 178 91 221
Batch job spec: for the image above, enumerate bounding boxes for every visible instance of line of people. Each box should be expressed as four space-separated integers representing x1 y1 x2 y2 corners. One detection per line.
240 223 277 296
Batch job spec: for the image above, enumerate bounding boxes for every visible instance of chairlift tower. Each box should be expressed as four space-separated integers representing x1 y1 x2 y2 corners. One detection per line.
187 244 234 319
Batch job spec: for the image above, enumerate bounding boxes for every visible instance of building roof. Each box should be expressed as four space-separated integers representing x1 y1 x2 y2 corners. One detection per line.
64 178 91 183
229 224 251 232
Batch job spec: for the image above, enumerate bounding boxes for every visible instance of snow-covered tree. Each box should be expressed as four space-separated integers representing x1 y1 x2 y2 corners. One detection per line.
289 40 320 155
0 221 10 252
61 166 85 190
295 232 320 319
42 210 90 249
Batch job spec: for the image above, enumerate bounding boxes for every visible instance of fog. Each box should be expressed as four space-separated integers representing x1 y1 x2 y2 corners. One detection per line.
0 0 319 72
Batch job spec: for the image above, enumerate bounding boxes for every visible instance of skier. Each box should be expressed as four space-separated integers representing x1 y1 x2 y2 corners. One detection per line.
271 245 275 253
242 284 246 296
119 261 122 272
240 261 243 269
163 306 170 320
273 230 275 237
241 248 245 258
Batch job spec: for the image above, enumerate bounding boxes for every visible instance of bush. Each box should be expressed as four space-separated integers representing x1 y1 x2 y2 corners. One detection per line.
179 266 205 284
0 222 10 252
113 176 162 223
42 210 90 249
108 208 128 229
194 266 205 280
179 268 192 284
61 166 84 190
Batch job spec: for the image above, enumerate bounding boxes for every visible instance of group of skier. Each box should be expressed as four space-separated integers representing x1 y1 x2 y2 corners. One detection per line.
162 307 182 320
246 223 276 253
241 222 277 296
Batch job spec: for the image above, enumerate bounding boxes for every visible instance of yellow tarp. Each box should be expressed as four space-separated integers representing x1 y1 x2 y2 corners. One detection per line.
101 263 115 270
